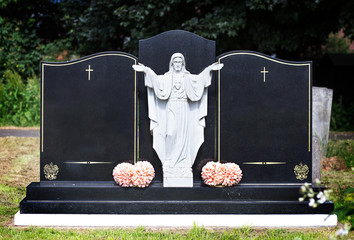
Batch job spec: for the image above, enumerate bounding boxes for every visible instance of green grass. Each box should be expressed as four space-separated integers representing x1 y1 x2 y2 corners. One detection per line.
0 184 25 225
0 225 336 239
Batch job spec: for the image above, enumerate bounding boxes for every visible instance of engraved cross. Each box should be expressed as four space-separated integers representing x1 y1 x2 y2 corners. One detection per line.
260 67 269 82
85 65 94 80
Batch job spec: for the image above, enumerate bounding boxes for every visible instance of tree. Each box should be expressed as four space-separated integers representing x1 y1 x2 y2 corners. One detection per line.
0 0 64 78
60 0 354 60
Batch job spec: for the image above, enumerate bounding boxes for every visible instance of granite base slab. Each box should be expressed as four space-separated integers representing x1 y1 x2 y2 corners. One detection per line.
20 181 334 215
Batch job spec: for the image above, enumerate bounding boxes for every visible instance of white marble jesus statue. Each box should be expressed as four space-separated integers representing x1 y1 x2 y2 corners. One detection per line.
133 53 223 187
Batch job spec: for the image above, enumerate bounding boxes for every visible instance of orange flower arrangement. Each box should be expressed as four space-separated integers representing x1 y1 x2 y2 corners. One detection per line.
113 161 155 188
201 161 242 187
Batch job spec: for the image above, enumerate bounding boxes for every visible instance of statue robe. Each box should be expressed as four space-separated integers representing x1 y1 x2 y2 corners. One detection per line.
144 67 212 176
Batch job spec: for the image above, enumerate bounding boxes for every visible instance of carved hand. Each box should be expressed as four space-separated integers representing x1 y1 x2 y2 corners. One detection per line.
132 63 146 73
209 62 224 71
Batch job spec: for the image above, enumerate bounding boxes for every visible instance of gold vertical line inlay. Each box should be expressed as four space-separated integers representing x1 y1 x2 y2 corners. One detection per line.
41 64 44 152
218 59 221 163
134 59 137 164
309 64 311 152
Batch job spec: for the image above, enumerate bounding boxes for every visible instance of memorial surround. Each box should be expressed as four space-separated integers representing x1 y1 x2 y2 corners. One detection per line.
16 30 335 227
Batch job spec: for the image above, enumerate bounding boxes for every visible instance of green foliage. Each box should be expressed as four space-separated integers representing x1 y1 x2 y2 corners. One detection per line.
0 0 353 76
332 188 354 229
327 140 354 168
322 165 353 230
42 38 76 62
60 0 354 58
0 0 354 72
0 70 40 126
0 16 41 78
331 97 354 131
0 0 66 79
326 32 354 54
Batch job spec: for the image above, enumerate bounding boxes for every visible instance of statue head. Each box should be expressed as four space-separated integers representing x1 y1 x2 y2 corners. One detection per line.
172 57 183 72
169 53 188 73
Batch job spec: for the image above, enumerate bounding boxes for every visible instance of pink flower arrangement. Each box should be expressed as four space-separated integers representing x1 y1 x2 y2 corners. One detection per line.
201 161 242 187
112 161 155 188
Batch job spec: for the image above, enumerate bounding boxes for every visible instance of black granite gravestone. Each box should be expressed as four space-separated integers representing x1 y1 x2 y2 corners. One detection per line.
40 52 138 181
138 30 216 181
19 31 333 216
217 51 312 184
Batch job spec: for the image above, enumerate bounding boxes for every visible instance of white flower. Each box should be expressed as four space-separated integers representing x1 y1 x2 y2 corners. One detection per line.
308 198 317 208
335 228 349 237
324 189 332 198
317 191 327 204
308 188 315 197
298 197 305 202
300 186 306 193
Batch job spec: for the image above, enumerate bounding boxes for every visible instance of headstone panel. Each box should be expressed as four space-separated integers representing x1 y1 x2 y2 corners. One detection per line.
41 52 137 181
217 51 312 183
138 30 216 181
312 86 333 158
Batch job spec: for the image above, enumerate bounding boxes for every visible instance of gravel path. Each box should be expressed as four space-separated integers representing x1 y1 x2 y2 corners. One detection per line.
0 129 39 138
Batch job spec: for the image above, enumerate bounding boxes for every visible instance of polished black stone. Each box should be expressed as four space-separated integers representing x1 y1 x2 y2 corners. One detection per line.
138 30 216 181
217 51 312 184
41 52 137 181
19 31 334 217
20 182 334 214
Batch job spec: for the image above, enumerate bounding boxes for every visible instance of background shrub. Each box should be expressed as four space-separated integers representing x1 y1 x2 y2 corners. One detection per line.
331 97 354 131
0 70 40 126
327 139 354 168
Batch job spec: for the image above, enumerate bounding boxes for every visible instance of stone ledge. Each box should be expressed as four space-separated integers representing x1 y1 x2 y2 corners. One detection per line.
14 212 337 227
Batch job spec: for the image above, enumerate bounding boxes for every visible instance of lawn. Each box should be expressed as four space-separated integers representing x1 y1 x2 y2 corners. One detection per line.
0 136 352 239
